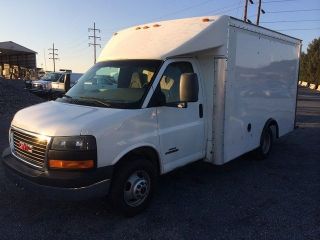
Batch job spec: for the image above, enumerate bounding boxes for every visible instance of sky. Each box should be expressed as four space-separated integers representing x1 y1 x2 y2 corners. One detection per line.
1 0 319 73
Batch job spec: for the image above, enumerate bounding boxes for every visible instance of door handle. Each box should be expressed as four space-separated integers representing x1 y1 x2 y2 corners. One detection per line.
199 104 203 118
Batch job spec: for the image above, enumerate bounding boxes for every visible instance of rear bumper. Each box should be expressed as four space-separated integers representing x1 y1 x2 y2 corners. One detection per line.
1 148 113 201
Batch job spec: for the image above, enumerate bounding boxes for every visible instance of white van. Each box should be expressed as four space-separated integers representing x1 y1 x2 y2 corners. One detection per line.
2 16 301 216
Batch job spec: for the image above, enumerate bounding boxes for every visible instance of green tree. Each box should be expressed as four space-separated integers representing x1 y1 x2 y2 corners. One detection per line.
301 37 320 88
307 38 320 88
299 52 308 85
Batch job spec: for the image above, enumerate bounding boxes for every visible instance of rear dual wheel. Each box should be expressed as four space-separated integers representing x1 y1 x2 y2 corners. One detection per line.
255 126 274 159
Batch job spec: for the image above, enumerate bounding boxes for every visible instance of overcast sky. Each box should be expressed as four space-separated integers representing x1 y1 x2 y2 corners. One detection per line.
1 0 319 73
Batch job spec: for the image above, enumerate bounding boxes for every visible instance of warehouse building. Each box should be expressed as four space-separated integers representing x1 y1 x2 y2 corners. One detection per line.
0 41 37 79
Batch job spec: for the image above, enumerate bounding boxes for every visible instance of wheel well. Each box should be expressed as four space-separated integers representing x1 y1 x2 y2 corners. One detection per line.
264 118 279 139
115 147 161 175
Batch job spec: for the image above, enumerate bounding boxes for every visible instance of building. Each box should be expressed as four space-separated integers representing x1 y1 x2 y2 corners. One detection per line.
0 41 37 79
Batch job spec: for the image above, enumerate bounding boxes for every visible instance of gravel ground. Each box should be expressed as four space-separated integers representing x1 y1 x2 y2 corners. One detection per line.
0 81 319 240
0 79 44 148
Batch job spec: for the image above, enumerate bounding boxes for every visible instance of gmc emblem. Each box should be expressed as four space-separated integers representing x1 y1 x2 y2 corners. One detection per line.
18 141 33 153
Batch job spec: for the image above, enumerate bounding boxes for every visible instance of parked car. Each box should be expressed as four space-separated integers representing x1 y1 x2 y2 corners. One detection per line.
28 70 82 96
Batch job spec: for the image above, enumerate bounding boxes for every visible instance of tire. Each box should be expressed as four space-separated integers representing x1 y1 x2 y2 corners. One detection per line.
109 156 158 217
255 126 273 160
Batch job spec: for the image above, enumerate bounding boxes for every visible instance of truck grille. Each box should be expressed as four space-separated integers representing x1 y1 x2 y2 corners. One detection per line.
11 128 50 169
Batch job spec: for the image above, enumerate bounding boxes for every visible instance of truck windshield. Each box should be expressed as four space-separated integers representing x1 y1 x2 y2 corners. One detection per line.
63 60 162 109
41 72 63 82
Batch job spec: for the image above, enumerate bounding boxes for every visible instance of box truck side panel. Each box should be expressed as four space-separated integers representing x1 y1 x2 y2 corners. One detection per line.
223 26 300 163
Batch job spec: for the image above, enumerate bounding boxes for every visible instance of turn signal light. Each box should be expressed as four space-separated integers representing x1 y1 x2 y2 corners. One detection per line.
49 160 94 169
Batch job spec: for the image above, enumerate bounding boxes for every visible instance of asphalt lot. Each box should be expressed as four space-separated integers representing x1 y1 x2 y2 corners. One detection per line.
0 82 319 240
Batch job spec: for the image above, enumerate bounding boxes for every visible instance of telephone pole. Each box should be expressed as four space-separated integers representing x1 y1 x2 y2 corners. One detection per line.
256 0 262 25
244 0 249 22
243 0 254 23
88 22 101 64
256 0 265 25
48 43 59 72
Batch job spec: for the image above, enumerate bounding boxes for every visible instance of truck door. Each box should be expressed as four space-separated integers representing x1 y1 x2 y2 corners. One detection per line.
154 60 205 171
57 74 66 91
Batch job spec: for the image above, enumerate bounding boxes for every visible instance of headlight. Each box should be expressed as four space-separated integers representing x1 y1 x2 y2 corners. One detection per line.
51 136 96 151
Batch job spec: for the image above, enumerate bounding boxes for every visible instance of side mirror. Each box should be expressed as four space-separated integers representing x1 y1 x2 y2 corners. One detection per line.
180 73 199 102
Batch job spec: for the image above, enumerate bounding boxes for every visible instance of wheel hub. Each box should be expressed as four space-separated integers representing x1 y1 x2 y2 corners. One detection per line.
124 170 150 207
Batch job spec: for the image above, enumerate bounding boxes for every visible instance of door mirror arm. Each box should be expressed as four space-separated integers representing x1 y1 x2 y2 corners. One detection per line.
165 102 187 108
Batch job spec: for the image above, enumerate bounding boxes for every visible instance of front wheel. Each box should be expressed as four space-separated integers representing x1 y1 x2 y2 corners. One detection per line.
109 157 157 216
255 126 273 160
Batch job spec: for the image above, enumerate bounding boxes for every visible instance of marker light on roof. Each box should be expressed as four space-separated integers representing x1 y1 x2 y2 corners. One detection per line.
143 26 149 29
113 32 118 36
136 27 141 30
153 24 161 28
202 18 210 22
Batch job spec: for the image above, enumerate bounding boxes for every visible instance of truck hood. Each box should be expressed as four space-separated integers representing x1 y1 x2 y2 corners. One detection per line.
11 101 128 136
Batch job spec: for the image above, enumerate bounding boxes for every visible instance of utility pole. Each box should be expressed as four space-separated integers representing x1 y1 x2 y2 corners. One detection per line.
244 0 249 22
48 43 59 72
43 49 47 71
256 0 262 25
243 0 253 23
88 22 101 64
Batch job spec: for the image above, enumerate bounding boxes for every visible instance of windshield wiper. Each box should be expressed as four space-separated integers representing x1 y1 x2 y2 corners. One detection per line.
79 97 111 107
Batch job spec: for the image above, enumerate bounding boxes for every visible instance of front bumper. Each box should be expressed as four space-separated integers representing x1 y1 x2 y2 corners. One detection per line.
1 148 113 201
29 88 51 94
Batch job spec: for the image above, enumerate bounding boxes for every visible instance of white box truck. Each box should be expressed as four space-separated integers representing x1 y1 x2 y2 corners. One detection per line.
2 16 301 216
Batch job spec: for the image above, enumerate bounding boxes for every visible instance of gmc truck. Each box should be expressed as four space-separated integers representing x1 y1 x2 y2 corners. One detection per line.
2 16 301 216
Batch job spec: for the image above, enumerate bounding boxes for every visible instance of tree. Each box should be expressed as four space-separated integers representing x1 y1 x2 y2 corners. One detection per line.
307 38 320 88
299 52 309 85
300 37 320 88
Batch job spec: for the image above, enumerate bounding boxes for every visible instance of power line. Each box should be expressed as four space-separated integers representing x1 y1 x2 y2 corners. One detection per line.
262 19 320 23
88 22 101 64
201 4 244 16
267 8 320 13
152 0 215 21
48 43 59 72
276 27 320 31
263 0 299 3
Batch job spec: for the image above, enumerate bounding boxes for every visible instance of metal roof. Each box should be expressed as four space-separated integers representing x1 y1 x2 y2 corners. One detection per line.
0 41 36 55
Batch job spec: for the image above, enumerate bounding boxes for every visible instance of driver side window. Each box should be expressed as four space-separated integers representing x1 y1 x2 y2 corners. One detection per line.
159 62 194 103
